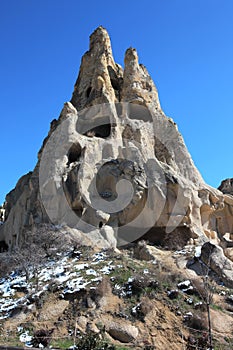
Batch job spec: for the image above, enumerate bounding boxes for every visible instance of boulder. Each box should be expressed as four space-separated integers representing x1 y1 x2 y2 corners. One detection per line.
200 242 233 288
107 321 138 343
134 240 165 261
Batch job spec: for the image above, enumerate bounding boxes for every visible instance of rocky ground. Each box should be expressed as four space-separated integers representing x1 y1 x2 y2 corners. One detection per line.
1 241 233 350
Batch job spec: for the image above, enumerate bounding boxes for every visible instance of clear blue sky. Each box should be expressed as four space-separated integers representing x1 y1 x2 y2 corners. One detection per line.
0 0 232 204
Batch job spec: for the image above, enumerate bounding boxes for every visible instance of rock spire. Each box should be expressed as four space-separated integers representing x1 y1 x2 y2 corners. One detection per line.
70 26 160 111
0 27 232 273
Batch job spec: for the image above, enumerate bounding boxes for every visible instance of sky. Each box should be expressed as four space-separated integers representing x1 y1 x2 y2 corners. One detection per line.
0 0 232 204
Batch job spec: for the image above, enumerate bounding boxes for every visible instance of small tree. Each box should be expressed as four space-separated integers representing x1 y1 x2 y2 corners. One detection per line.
10 240 44 283
29 224 72 258
5 224 77 283
192 243 215 350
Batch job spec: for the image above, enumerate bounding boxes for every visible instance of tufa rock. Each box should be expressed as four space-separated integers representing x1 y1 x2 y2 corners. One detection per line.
71 26 123 110
218 178 233 196
0 27 232 275
200 242 233 288
107 321 139 343
134 240 166 261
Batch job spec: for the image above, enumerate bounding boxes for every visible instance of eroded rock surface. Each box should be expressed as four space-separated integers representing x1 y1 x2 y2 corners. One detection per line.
107 321 139 343
200 242 233 288
219 178 233 196
0 27 232 275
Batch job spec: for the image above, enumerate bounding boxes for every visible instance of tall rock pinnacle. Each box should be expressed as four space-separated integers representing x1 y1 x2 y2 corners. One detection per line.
71 26 123 110
70 26 160 111
122 47 160 109
0 27 232 284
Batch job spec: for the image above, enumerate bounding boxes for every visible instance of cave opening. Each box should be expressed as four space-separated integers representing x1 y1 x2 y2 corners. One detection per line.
0 240 8 253
85 123 111 138
110 78 120 91
86 87 92 98
139 226 194 250
72 208 83 218
67 143 82 165
128 103 153 122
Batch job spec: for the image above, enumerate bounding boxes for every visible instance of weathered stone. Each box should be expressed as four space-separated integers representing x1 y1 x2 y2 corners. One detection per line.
107 321 138 342
134 240 165 261
224 247 233 262
200 242 233 288
71 26 123 111
0 207 5 223
0 26 232 286
100 225 117 248
218 178 233 196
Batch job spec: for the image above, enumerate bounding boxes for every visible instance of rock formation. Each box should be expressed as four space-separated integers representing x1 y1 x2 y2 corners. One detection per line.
0 27 232 263
0 206 5 223
218 178 233 196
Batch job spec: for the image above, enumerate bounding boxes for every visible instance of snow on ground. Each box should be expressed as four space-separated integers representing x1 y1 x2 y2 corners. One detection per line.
0 249 115 320
19 331 32 344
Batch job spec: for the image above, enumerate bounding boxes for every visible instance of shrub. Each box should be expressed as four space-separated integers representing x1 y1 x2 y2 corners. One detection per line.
75 331 116 350
0 253 12 277
31 328 54 348
132 297 153 321
185 312 208 331
91 276 112 304
131 274 158 297
191 279 208 301
186 332 209 350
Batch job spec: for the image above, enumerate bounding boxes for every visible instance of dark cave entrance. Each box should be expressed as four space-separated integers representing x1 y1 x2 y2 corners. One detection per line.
86 87 92 98
67 143 82 165
85 124 111 138
0 240 8 253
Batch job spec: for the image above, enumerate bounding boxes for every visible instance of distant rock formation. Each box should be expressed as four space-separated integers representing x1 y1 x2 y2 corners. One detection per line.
218 178 233 196
0 27 232 260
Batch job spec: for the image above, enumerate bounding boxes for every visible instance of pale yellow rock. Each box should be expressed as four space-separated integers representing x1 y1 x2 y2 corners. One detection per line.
1 27 232 285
